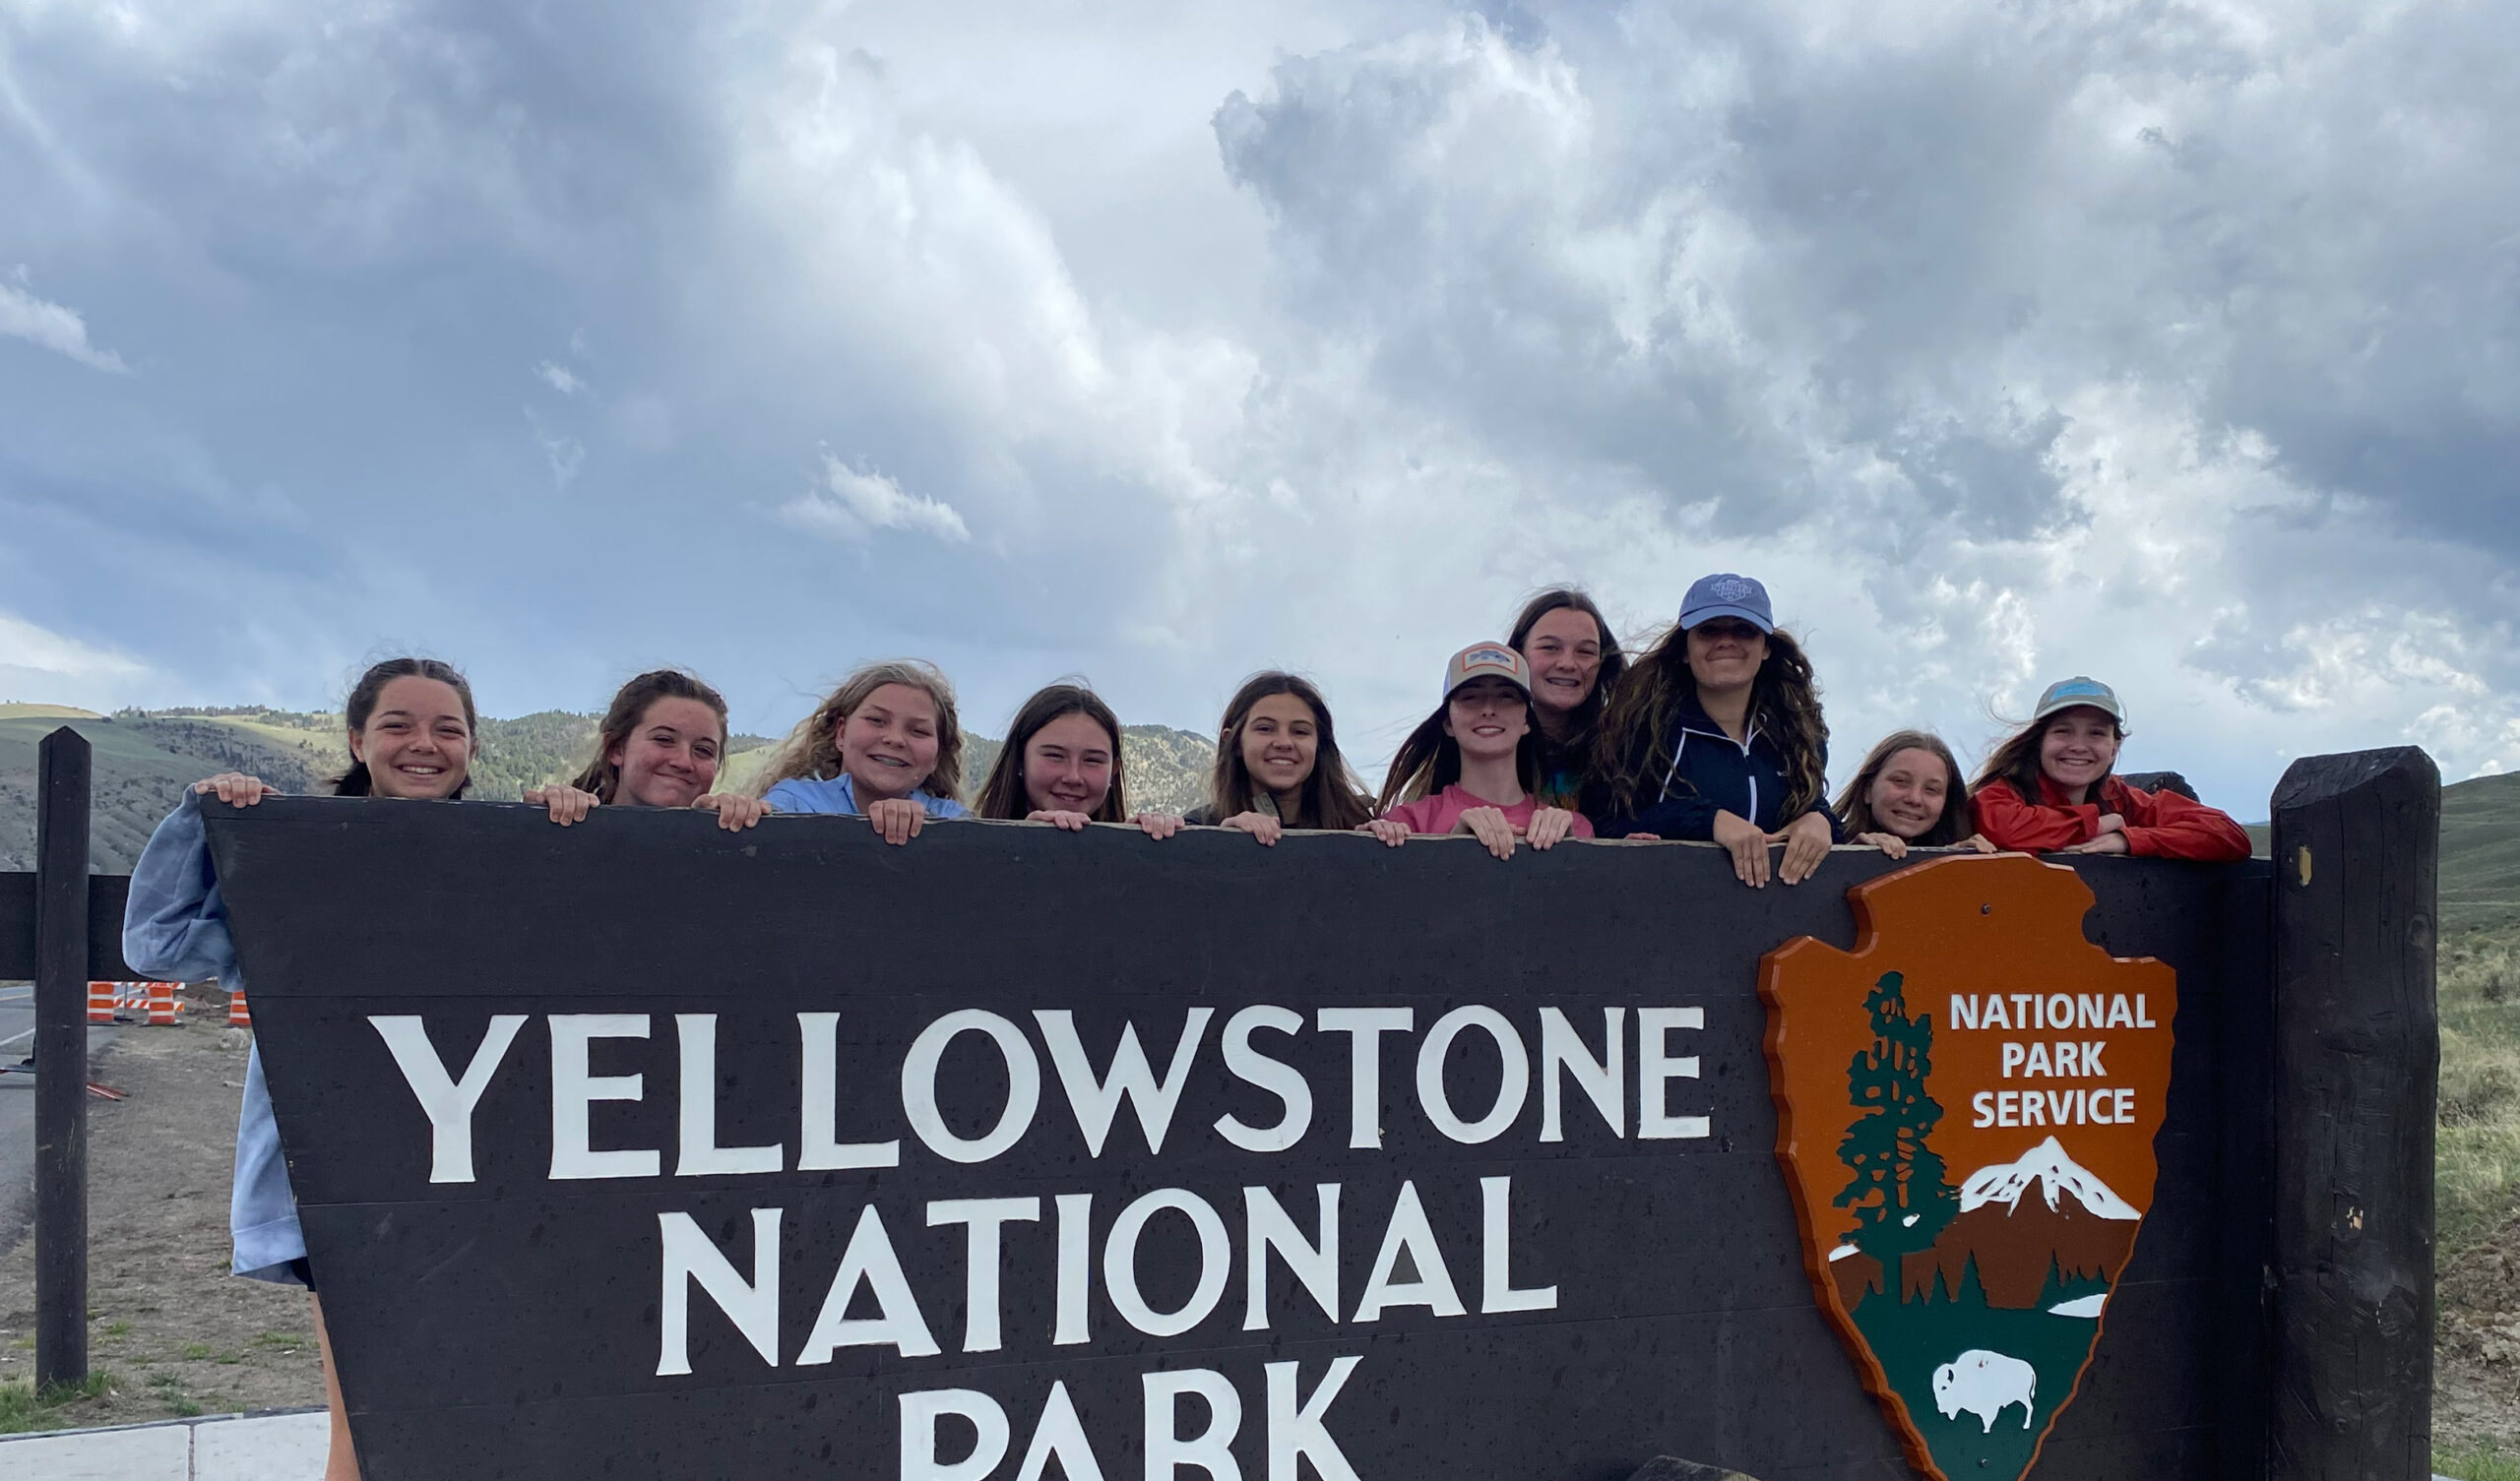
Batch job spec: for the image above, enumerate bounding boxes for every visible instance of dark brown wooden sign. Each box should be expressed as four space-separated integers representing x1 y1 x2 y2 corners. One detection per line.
206 800 2274 1480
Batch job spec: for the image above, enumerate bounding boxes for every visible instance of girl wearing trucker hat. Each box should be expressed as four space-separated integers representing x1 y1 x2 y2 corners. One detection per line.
1969 677 2250 860
1370 643 1595 859
1588 573 1839 887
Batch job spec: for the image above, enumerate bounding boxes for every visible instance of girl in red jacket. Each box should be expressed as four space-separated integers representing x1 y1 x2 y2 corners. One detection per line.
1970 677 2250 861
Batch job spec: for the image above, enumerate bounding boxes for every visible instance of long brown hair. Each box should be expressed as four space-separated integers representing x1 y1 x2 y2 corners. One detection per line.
568 670 730 803
748 659 966 803
1592 623 1829 819
1509 587 1627 740
1834 730 1970 845
1972 709 2126 805
1206 672 1372 831
333 657 477 798
976 684 1127 823
1376 687 1540 813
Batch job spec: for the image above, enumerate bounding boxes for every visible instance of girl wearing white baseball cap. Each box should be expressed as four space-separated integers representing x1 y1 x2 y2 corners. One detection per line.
1969 677 2249 860
1368 643 1595 859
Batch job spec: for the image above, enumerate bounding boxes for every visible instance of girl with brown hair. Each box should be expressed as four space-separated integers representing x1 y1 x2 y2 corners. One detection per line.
751 659 967 845
1588 573 1839 887
524 669 768 830
1969 677 2248 860
124 655 530 1480
1832 729 1993 858
1181 671 1374 845
1508 587 1626 807
973 682 1180 836
1368 643 1593 859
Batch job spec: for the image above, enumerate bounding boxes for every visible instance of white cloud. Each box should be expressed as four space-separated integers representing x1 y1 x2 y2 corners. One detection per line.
0 610 154 710
524 408 585 487
780 455 970 544
0 0 2514 814
0 278 128 373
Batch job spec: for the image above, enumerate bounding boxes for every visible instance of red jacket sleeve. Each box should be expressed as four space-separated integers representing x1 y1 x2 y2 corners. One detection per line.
2116 783 2252 862
1971 782 2103 853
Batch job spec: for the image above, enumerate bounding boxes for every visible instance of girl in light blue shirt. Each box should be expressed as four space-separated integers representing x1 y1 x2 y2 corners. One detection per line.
754 659 968 844
123 656 579 1481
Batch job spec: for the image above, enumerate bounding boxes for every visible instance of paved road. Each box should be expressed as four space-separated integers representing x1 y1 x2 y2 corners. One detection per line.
0 984 122 1245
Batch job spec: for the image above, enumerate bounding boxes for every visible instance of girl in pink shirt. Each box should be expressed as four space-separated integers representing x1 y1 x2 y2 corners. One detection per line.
1366 642 1596 859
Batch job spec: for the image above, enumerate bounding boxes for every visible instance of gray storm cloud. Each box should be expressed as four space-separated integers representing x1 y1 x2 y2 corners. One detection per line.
1 0 2514 798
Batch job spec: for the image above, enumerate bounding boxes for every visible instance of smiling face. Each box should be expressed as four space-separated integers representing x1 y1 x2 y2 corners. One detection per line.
1522 607 1605 727
838 682 942 802
1684 617 1769 694
610 696 725 807
348 676 473 799
1022 710 1116 816
1865 746 1955 840
1442 676 1530 764
2039 708 2122 799
1237 693 1320 803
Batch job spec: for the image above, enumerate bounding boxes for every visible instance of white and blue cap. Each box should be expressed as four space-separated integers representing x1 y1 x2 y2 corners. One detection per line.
1677 573 1775 634
2031 676 2125 726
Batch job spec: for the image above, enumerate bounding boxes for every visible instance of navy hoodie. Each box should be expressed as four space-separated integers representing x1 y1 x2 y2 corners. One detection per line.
1588 689 1840 840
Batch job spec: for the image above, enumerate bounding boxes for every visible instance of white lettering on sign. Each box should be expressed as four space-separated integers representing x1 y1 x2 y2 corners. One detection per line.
1417 1006 1530 1144
1949 993 2157 1031
549 1014 659 1181
1315 1007 1413 1149
676 1015 783 1176
1213 1006 1311 1152
1104 1189 1232 1337
1036 1009 1214 1157
797 1012 901 1171
370 1014 527 1184
1538 1007 1625 1142
901 1010 1040 1165
1637 1007 1709 1140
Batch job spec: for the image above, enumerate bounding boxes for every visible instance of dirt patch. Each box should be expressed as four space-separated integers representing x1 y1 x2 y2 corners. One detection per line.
2440 1215 2520 1450
0 1010 322 1429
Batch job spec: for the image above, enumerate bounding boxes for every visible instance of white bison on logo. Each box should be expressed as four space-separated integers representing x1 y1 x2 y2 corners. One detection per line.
1932 1349 2037 1433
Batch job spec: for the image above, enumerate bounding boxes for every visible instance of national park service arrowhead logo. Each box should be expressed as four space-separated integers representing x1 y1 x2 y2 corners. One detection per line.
1759 855 2176 1481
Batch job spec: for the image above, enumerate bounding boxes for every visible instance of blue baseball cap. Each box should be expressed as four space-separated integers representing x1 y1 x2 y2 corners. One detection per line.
2031 676 2125 725
1677 573 1774 634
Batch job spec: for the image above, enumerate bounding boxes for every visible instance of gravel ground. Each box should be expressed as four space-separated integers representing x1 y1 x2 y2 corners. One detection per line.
0 1007 322 1429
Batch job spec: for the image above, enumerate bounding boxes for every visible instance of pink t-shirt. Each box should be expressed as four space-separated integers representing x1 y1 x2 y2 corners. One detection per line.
1383 784 1596 839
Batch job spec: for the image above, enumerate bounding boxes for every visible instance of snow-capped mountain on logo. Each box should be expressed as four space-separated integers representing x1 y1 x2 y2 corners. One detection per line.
1959 1137 2141 1221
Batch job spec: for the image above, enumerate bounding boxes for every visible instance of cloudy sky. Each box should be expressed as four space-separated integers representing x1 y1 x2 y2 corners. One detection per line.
2 0 2513 812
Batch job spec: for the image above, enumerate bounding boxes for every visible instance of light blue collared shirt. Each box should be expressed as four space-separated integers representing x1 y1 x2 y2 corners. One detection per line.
122 788 305 1285
762 772 967 820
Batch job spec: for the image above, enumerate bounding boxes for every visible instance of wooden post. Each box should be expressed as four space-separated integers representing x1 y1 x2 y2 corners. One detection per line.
2268 746 2437 1478
33 727 92 1389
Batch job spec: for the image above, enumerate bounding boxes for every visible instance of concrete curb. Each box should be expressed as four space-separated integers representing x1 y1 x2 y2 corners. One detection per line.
0 1406 326 1479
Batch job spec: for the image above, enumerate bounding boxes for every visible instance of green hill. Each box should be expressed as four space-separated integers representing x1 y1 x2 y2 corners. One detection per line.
2443 771 2520 935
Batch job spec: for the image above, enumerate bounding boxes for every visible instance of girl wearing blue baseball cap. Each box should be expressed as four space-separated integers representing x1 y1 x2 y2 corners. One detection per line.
1369 642 1595 859
1587 573 1839 887
1969 678 2249 860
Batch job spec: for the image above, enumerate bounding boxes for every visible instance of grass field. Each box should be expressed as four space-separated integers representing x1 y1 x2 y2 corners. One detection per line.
2439 773 2520 1255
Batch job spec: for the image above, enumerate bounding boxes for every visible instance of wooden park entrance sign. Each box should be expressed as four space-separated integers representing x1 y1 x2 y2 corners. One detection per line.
196 750 2437 1480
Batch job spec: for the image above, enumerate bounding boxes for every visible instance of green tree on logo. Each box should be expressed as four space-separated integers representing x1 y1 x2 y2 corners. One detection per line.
1834 970 1958 1272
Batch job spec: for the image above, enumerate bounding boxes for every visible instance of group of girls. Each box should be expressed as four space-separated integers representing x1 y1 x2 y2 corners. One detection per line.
119 572 2248 1481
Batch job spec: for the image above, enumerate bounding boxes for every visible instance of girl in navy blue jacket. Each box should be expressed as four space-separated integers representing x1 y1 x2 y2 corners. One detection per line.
1586 574 1840 887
